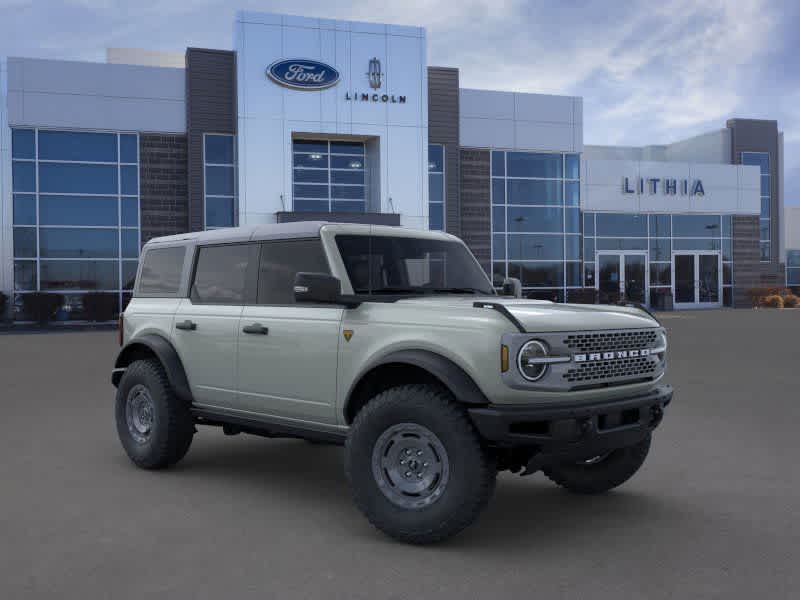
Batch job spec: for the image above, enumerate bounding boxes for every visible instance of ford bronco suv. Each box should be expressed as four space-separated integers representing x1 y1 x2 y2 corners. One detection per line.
112 222 671 544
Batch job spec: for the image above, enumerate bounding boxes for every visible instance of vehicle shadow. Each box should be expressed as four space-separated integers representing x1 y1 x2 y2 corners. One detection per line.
166 432 688 553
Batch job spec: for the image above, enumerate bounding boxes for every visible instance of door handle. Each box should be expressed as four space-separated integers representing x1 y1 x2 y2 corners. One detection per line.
242 323 269 335
175 320 197 331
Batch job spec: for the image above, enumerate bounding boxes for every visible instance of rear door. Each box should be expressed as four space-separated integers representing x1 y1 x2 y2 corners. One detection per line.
235 239 343 424
171 243 258 408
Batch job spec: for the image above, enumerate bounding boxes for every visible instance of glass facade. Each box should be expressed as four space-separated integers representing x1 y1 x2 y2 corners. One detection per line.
788 250 800 288
491 150 580 300
428 144 444 230
584 212 733 306
292 140 366 212
204 134 236 229
11 128 140 319
742 152 770 261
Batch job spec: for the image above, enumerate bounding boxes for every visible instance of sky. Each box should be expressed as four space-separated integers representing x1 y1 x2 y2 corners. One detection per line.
1 0 798 204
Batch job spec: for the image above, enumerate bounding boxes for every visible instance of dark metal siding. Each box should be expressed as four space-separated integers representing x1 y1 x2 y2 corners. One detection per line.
459 149 491 275
186 48 237 232
427 67 461 237
138 134 188 244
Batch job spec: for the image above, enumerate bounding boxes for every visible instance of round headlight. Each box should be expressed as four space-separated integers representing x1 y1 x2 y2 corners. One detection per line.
517 340 548 381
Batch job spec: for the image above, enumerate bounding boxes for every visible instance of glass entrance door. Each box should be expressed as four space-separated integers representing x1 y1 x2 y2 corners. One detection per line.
596 253 648 305
672 252 721 308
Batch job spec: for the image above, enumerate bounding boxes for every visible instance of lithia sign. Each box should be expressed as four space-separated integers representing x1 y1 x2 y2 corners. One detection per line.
267 57 406 103
623 176 705 196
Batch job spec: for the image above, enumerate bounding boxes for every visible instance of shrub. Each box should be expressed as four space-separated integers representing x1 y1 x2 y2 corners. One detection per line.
762 295 784 309
747 287 790 307
21 293 64 324
782 294 799 308
82 292 118 322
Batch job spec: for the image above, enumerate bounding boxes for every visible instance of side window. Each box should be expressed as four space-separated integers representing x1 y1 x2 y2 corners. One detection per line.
190 244 253 304
257 239 330 304
137 246 186 296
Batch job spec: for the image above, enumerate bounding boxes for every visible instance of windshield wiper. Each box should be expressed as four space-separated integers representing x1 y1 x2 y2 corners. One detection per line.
431 287 486 295
352 287 433 295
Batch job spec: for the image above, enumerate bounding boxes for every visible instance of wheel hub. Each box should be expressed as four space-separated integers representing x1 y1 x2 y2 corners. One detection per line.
126 384 154 444
371 423 450 509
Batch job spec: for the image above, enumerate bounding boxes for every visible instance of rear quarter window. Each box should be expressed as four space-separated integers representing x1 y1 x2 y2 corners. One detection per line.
137 246 187 296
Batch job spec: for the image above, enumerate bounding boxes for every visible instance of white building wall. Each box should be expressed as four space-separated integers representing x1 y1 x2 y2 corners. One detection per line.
459 89 582 153
106 48 186 69
7 58 185 132
785 206 800 250
1 59 11 299
582 158 761 215
585 129 731 165
235 12 429 229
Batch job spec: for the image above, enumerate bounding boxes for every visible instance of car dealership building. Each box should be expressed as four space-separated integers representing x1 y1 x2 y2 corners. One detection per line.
0 10 793 318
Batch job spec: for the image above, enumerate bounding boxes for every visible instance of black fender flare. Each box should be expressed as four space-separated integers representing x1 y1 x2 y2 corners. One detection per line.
112 334 193 404
345 349 489 420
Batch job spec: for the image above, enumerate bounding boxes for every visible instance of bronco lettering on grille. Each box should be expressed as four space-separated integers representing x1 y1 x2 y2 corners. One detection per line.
574 349 651 362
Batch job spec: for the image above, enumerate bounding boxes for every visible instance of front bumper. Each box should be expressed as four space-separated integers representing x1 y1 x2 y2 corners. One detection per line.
468 385 672 466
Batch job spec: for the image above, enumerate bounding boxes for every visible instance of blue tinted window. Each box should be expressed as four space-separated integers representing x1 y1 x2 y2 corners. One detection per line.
508 261 563 287
649 239 671 261
493 235 506 260
12 161 36 192
507 206 563 233
331 185 364 200
429 173 444 204
206 166 235 195
38 130 117 162
507 153 562 178
12 129 35 159
649 214 671 237
332 201 365 213
293 153 328 168
331 156 364 170
760 242 770 261
206 197 234 227
565 154 580 179
332 170 365 185
507 180 562 205
507 235 564 260
492 179 505 205
492 206 505 232
595 213 647 237
39 163 118 194
40 260 119 291
565 208 580 233
429 203 444 231
596 238 648 251
721 215 732 237
789 269 800 285
565 235 581 260
205 135 235 164
120 134 138 163
121 165 138 195
583 213 594 236
491 151 505 177
673 214 721 237
294 199 328 212
40 195 118 226
40 228 118 258
293 140 328 154
14 261 37 290
122 261 138 290
583 238 594 261
330 141 364 155
761 197 770 218
722 238 732 261
760 175 770 196
759 220 770 240
565 181 579 206
13 194 36 225
428 145 444 172
741 152 769 174
673 238 721 251
294 169 328 184
566 262 581 287
14 228 37 258
121 198 139 226
122 229 139 258
787 250 800 268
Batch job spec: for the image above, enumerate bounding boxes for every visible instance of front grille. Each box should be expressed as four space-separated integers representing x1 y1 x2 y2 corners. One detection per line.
563 356 658 384
563 330 658 353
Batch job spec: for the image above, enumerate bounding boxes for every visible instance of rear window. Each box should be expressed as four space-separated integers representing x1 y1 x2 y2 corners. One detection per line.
190 243 254 305
137 246 186 296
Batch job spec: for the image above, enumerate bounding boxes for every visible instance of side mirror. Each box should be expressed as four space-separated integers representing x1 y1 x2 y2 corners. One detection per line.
294 272 342 304
502 277 522 298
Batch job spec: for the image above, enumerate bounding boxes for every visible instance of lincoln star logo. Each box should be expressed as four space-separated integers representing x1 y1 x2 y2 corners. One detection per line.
367 57 382 89
573 349 651 362
266 59 340 90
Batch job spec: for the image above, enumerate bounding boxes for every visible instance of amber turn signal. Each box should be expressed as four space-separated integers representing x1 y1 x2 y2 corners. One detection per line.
500 344 509 372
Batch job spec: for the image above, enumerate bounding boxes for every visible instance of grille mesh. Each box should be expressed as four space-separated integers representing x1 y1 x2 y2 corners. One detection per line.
563 356 658 384
563 330 658 353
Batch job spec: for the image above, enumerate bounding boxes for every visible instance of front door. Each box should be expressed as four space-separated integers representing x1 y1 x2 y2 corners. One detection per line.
596 252 648 305
672 252 721 309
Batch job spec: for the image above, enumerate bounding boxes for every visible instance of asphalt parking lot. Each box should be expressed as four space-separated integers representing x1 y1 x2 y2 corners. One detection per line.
1 309 799 599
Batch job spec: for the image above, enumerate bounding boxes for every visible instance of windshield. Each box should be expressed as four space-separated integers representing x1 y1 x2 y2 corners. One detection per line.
335 235 495 296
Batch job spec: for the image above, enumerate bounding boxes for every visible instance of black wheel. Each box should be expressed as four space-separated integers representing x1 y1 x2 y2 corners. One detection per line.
345 384 496 544
115 359 194 470
543 434 652 494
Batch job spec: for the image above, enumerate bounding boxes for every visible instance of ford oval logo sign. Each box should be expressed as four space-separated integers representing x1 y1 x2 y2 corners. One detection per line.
266 59 340 90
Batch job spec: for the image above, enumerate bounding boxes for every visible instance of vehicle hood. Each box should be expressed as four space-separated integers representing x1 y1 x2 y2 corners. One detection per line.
394 296 658 332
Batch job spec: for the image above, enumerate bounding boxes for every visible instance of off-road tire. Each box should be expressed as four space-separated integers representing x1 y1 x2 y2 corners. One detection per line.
543 434 652 494
115 359 194 470
345 384 496 544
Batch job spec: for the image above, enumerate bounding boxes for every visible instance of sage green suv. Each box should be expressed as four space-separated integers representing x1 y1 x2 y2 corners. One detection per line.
112 222 672 544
